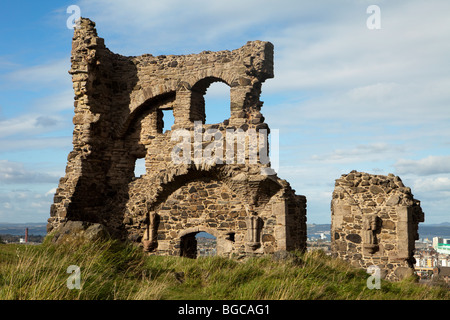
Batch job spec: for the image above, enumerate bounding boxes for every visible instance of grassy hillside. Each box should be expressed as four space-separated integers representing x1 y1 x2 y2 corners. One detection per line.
0 238 448 300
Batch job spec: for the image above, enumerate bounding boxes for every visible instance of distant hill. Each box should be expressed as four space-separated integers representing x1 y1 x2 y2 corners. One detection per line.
196 232 216 239
424 222 450 227
418 224 450 240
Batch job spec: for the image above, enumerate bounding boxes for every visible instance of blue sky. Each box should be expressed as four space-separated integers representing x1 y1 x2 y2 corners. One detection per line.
0 0 449 224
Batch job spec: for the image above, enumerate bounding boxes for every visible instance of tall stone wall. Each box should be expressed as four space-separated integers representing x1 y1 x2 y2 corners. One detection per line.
48 18 307 258
331 171 424 281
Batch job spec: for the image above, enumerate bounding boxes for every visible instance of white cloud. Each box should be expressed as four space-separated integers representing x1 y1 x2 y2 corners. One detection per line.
0 88 73 153
0 188 55 223
0 113 67 140
0 160 60 184
0 56 20 71
0 137 71 153
77 0 333 54
1 58 71 90
0 114 39 139
31 201 46 208
395 156 450 176
311 143 406 164
413 176 450 193
347 83 398 103
260 1 450 143
45 188 57 197
32 89 74 113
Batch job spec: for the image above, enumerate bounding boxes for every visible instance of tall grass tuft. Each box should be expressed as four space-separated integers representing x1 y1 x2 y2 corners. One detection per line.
0 239 167 300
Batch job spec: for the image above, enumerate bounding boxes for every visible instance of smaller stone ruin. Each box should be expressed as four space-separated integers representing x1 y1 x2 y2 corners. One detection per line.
331 171 424 281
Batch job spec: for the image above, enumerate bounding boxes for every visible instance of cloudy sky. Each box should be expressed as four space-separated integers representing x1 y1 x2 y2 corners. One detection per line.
0 0 449 224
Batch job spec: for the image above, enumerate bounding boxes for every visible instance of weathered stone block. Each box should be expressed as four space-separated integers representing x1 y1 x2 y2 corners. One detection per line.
49 220 109 244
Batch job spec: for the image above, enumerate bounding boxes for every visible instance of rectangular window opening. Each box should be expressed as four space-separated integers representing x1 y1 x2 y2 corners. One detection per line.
134 157 146 177
162 109 175 133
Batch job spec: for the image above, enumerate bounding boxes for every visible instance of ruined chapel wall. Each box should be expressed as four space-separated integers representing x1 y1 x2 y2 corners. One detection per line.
48 18 307 259
119 173 305 257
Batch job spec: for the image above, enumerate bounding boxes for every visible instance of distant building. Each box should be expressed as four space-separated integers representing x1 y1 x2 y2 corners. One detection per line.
432 237 442 248
433 237 450 255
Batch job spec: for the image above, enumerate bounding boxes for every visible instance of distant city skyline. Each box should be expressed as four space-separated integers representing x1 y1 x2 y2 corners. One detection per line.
1 1 449 224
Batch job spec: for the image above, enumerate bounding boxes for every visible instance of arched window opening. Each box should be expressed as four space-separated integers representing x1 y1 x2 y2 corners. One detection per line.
125 91 176 138
204 81 230 124
134 157 146 177
190 77 230 125
180 231 217 258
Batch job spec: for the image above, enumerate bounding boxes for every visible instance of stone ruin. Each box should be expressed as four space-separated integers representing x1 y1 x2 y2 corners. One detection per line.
331 171 424 281
48 18 425 280
47 18 307 258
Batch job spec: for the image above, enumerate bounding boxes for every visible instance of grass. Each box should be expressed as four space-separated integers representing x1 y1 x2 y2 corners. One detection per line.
0 238 448 300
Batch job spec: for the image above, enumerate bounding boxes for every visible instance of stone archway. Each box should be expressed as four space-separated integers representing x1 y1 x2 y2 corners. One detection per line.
189 76 230 124
150 177 247 258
